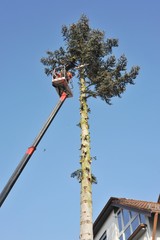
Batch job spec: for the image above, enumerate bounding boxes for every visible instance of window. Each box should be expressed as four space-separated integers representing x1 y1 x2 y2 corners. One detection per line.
124 226 131 239
123 209 130 227
131 216 139 232
117 209 146 240
130 211 136 218
117 211 123 232
140 213 146 223
99 230 107 240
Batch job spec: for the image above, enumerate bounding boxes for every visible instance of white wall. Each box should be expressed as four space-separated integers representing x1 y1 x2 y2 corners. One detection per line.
94 211 119 240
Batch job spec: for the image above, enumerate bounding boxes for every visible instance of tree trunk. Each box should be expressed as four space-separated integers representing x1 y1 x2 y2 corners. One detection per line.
79 75 93 240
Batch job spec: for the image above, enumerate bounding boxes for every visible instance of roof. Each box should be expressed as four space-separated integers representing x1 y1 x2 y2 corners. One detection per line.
93 197 160 237
113 197 160 214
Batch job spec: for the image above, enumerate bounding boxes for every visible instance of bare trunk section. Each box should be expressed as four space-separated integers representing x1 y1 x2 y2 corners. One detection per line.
79 76 93 240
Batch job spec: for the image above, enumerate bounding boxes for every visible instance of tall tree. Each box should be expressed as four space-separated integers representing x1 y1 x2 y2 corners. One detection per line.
41 15 139 240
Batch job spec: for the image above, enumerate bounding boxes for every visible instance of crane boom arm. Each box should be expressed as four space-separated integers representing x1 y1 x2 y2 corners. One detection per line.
0 92 67 207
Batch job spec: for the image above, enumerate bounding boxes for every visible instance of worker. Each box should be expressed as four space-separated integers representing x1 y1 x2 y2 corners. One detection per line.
64 59 78 82
52 59 77 84
53 68 62 79
66 71 73 82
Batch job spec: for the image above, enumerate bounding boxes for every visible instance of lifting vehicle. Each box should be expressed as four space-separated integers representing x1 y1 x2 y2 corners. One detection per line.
0 67 73 207
0 63 88 207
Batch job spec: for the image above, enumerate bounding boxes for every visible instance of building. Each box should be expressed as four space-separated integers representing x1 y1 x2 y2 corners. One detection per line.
93 197 160 240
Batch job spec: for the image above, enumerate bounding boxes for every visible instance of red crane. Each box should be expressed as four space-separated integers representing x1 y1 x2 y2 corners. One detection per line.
0 67 73 207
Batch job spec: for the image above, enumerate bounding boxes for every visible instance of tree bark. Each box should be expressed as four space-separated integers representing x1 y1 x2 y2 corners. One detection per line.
79 75 93 240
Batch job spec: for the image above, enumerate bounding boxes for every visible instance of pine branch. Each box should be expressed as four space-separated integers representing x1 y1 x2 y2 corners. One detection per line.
71 169 82 182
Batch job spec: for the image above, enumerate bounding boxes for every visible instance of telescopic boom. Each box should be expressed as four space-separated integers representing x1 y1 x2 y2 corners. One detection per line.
0 92 67 207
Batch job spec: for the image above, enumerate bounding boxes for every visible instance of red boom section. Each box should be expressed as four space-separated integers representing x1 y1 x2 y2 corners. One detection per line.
26 146 36 155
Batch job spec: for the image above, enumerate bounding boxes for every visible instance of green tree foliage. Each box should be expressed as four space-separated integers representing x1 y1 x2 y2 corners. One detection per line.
41 14 139 104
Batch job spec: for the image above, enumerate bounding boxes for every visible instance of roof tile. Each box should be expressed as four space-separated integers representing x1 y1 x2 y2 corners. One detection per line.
112 198 160 213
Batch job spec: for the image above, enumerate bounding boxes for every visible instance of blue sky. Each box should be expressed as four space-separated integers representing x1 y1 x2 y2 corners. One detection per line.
0 0 160 239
